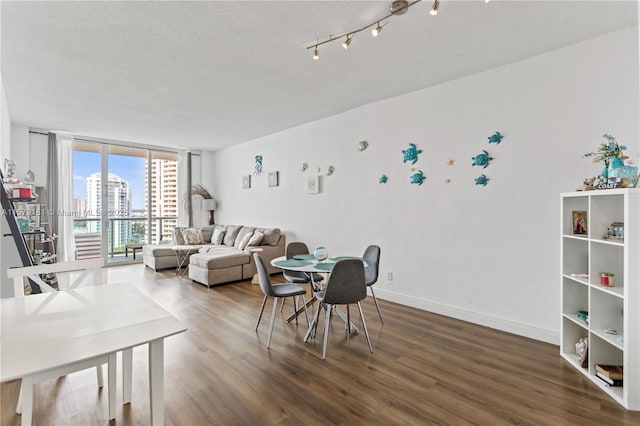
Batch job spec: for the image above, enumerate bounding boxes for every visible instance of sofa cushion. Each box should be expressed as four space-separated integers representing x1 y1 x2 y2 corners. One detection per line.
182 227 205 245
234 227 255 248
200 225 215 243
224 225 242 246
173 226 186 245
256 227 281 246
143 245 176 258
211 228 225 245
190 248 249 269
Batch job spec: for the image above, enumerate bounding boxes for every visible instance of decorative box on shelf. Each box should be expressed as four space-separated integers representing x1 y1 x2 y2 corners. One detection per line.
4 183 35 200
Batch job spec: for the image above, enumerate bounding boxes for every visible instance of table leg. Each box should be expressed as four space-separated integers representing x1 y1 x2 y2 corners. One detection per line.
149 339 164 426
20 376 33 426
333 306 359 334
108 353 116 420
125 246 129 258
123 348 133 404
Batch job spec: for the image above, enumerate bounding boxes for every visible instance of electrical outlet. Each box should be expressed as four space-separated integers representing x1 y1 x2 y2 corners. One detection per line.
387 272 393 281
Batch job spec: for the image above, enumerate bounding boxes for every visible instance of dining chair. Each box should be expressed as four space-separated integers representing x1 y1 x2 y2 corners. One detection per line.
363 245 383 323
306 259 373 359
254 253 310 348
280 241 323 312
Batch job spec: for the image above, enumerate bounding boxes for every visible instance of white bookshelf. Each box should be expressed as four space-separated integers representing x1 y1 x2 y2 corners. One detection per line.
561 189 640 410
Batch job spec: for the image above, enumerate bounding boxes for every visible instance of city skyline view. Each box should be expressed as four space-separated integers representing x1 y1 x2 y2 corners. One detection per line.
73 151 147 210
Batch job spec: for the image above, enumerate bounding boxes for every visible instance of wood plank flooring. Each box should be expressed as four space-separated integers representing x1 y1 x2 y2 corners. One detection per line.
2 263 640 425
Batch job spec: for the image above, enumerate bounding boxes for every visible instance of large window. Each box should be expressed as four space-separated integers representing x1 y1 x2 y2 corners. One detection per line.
72 140 179 263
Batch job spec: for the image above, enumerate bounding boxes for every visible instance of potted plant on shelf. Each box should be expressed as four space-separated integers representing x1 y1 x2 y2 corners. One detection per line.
583 134 638 188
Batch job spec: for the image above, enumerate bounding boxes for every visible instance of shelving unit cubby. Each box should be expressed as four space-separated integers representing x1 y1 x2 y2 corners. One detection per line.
560 189 639 410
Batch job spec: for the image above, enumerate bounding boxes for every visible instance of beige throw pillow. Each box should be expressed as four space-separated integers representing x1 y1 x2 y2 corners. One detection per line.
246 231 264 247
236 232 253 250
181 228 204 245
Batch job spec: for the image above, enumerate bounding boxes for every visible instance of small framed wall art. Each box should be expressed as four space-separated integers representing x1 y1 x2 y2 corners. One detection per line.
572 211 587 235
268 171 279 187
242 175 251 189
306 175 319 194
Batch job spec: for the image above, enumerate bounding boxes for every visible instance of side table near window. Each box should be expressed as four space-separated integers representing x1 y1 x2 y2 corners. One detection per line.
172 245 202 278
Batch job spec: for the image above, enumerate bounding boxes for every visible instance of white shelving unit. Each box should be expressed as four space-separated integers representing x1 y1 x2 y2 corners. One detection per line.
561 189 640 410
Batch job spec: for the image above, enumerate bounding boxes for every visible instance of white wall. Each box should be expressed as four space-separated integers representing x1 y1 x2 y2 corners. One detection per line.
209 28 639 344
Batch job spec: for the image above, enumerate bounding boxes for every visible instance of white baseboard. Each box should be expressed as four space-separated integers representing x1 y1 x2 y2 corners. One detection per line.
374 288 559 345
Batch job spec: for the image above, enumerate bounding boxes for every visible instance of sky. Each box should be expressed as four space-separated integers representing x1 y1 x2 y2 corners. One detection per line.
73 151 147 209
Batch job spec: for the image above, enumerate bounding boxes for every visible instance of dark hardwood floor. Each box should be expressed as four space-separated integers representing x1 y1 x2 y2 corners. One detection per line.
2 264 640 425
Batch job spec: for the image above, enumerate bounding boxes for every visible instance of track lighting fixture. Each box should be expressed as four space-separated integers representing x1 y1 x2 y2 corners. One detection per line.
371 22 385 37
430 0 440 16
342 35 352 49
307 0 436 60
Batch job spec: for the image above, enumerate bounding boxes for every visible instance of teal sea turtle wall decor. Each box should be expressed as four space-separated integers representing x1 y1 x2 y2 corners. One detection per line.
379 175 388 184
410 170 425 185
402 143 423 165
472 150 493 168
488 132 503 144
475 174 490 186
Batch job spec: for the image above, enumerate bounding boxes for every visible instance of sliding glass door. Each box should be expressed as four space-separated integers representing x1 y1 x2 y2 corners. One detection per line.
72 140 179 264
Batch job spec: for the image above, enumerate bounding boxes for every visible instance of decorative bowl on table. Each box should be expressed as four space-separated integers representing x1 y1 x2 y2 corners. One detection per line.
314 246 329 261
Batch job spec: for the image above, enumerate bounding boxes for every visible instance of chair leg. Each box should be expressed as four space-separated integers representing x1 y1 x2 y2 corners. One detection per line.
267 297 279 348
369 286 384 324
293 296 299 325
279 297 286 312
322 304 332 359
255 295 267 331
357 301 373 353
301 295 310 327
345 304 350 336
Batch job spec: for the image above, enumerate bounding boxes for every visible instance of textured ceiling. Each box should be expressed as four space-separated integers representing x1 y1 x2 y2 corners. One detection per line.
1 1 637 151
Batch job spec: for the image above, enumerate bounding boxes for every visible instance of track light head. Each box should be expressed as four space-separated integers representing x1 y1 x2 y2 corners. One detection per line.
430 0 440 16
372 22 383 37
313 46 319 60
342 36 352 49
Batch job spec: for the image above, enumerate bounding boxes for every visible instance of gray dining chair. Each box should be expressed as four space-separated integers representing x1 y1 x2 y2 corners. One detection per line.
280 242 323 312
306 259 373 359
363 245 383 323
254 253 310 348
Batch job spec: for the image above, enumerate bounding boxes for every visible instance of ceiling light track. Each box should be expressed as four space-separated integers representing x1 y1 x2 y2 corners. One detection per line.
307 0 435 59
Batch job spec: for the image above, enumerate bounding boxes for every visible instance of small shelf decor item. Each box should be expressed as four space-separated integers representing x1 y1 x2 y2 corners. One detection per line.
583 134 638 188
402 143 422 165
242 175 251 189
268 171 279 187
604 221 624 241
571 211 587 235
471 150 493 168
488 131 503 144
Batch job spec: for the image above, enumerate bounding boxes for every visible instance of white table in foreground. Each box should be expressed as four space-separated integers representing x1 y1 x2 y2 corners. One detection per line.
0 283 187 426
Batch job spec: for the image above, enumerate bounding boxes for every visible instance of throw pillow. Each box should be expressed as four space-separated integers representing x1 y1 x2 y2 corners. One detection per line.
223 225 242 246
237 232 253 250
181 228 204 245
246 231 264 247
200 225 215 243
211 228 225 245
173 227 186 245
259 228 281 246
